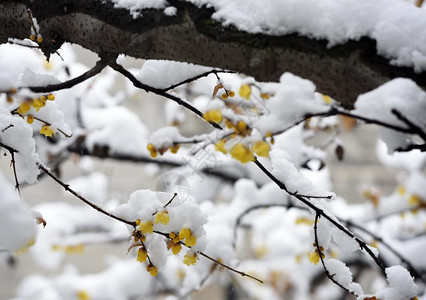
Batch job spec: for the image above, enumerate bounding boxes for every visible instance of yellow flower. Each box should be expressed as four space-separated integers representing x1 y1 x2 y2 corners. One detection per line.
47 93 55 101
147 144 157 158
251 141 271 157
77 290 91 300
17 101 31 115
172 243 182 255
322 94 333 104
40 125 56 137
183 253 198 266
154 211 170 225
179 227 191 240
27 115 34 124
170 144 180 154
239 84 252 100
309 249 325 265
309 250 320 265
294 217 314 226
230 143 254 164
33 98 47 111
397 185 406 196
138 221 153 234
146 264 158 277
185 235 197 247
214 139 227 154
228 90 235 97
408 194 421 206
260 93 270 99
137 247 147 263
203 109 223 123
221 93 228 100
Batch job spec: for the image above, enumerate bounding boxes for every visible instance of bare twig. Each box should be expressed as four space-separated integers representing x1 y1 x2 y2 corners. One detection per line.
161 69 235 92
109 61 223 130
314 213 355 295
252 157 386 272
198 252 263 284
345 220 426 283
391 109 426 141
37 162 135 227
0 142 21 197
67 143 243 184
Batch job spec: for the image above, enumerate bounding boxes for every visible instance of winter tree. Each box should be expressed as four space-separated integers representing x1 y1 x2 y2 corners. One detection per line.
0 0 425 299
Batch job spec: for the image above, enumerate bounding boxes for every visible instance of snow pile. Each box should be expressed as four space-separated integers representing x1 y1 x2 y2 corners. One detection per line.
113 0 426 72
0 171 36 252
0 107 40 183
270 149 334 198
137 60 212 89
255 73 330 135
353 78 426 152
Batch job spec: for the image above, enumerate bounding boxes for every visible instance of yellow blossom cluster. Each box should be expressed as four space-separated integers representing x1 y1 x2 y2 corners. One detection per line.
15 94 57 137
309 244 325 265
221 90 235 100
147 143 180 158
132 213 200 276
40 125 56 138
154 211 170 225
239 84 252 100
225 119 251 137
203 109 223 123
183 253 198 266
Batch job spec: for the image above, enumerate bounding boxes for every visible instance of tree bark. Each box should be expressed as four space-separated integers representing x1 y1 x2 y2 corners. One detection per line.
1 0 425 108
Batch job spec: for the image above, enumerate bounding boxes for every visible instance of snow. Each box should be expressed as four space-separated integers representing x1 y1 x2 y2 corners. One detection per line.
164 6 177 16
353 78 426 130
0 107 40 183
113 0 426 72
380 265 417 299
137 60 212 89
255 73 330 135
0 171 36 252
148 126 186 149
324 259 362 295
270 149 334 198
84 106 148 156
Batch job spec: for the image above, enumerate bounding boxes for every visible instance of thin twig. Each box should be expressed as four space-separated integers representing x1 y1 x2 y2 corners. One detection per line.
109 62 223 130
37 162 135 227
0 142 21 197
67 143 242 184
198 252 263 284
252 157 386 271
346 220 426 283
161 70 235 92
314 213 355 295
391 109 426 141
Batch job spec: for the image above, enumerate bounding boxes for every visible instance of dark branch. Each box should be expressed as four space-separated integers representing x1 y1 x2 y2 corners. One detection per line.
67 143 243 184
1 0 425 108
27 56 110 93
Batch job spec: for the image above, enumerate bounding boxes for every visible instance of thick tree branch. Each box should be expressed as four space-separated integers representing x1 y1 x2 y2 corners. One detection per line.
1 0 425 108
